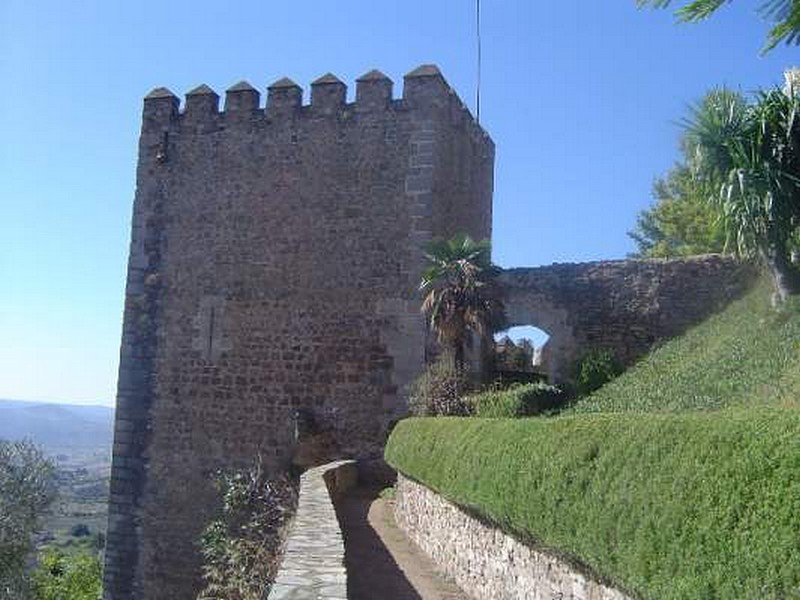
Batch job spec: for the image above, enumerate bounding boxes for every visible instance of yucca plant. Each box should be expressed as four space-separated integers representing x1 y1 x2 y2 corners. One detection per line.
685 87 800 303
419 234 504 370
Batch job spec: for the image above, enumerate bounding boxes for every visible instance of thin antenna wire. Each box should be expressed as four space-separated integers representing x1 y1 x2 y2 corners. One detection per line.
476 0 482 124
475 0 481 125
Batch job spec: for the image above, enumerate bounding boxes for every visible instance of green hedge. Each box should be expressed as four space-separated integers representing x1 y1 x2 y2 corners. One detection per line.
385 411 800 600
466 382 563 418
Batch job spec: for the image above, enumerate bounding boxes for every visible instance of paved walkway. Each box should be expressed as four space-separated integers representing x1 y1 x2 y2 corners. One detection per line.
337 486 470 600
269 462 350 600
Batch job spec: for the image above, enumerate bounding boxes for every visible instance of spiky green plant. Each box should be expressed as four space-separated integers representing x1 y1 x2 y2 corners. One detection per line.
637 0 800 52
684 87 800 302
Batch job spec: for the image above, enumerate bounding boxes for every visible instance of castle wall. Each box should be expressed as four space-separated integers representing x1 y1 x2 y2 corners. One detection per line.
104 67 494 599
499 256 757 382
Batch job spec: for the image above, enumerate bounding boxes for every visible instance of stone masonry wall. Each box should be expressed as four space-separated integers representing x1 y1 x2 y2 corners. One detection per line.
104 66 494 600
499 256 756 382
394 475 633 600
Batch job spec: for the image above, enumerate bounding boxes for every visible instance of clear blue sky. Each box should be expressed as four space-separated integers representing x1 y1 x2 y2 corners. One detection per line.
0 0 795 405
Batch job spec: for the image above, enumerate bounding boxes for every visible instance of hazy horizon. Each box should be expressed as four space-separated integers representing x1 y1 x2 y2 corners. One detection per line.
0 397 114 408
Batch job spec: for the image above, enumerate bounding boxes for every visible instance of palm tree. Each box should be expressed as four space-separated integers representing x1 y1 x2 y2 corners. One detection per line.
685 87 800 303
637 0 800 52
419 234 504 370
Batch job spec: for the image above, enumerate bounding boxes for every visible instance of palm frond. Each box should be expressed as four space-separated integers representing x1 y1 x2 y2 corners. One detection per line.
676 0 731 21
419 234 505 364
636 0 800 51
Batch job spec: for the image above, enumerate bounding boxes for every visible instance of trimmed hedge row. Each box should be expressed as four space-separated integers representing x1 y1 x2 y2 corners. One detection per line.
385 411 800 600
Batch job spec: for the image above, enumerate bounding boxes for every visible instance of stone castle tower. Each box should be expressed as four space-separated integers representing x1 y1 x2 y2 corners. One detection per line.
104 65 494 599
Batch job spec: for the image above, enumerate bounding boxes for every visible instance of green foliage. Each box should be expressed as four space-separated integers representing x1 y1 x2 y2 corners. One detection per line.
629 163 726 257
407 358 473 417
0 440 56 598
420 234 504 369
197 460 297 600
386 410 800 599
629 90 742 259
466 383 564 418
687 88 799 253
30 549 101 600
637 0 800 52
634 85 800 299
572 278 800 414
685 87 800 300
493 337 536 372
574 349 621 396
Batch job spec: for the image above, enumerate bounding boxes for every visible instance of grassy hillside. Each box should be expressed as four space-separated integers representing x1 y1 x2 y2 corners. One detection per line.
387 279 800 599
571 279 800 413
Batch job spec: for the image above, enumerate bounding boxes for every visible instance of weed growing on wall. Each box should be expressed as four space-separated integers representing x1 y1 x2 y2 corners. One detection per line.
197 460 298 600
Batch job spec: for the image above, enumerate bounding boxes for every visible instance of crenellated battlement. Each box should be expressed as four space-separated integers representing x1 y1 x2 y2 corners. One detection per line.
141 64 491 145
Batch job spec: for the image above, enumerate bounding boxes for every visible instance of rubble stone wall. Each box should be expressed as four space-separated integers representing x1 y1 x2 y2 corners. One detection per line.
394 474 632 600
499 256 756 382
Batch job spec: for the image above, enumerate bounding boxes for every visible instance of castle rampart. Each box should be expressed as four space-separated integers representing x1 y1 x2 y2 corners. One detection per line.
500 255 756 382
104 65 494 599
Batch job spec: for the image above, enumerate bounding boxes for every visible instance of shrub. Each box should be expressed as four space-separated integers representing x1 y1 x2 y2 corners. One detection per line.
466 382 564 418
197 459 298 600
31 549 102 600
407 358 473 416
0 440 56 598
575 348 620 395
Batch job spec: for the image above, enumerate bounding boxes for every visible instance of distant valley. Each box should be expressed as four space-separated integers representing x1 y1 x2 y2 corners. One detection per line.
0 399 114 554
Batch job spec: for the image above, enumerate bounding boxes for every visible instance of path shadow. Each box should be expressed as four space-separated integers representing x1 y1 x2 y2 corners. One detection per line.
335 485 423 600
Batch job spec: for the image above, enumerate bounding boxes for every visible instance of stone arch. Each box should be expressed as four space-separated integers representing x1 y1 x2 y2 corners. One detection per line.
502 291 577 383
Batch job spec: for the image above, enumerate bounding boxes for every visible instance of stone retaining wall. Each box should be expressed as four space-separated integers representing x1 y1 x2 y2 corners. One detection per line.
268 461 357 600
394 474 632 600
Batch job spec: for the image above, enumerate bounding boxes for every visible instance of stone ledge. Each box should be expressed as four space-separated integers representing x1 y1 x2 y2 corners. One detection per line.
268 460 357 600
394 474 633 600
